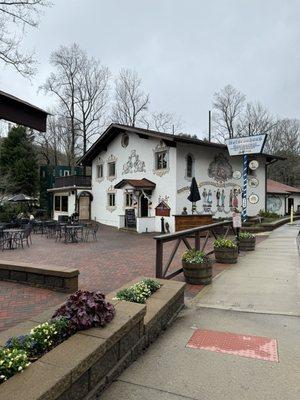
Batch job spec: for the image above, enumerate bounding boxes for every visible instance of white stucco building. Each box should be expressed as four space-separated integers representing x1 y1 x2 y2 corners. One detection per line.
267 179 300 215
49 124 281 232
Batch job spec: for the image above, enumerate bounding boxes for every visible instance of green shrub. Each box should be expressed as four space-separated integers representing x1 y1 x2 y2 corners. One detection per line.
182 249 209 264
239 232 255 239
0 347 30 383
214 238 237 249
115 279 161 304
258 210 279 219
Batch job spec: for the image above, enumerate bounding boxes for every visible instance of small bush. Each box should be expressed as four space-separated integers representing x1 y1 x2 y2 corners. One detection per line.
0 347 30 384
52 290 115 334
239 232 255 239
214 238 237 249
115 279 161 304
182 249 209 264
258 210 279 219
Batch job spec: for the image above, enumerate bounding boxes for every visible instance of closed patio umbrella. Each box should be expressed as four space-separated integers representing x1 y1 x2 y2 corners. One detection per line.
187 177 201 214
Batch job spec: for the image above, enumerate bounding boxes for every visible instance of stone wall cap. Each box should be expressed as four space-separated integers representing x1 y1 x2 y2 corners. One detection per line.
0 260 79 277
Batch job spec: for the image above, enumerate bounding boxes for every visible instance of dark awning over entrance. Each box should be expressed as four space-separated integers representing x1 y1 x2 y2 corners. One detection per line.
114 178 156 190
0 90 48 132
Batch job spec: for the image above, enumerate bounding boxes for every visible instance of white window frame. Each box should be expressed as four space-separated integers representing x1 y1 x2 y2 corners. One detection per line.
125 192 133 208
153 141 170 176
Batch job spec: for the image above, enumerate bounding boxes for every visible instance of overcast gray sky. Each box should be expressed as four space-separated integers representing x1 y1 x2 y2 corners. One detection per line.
1 0 300 137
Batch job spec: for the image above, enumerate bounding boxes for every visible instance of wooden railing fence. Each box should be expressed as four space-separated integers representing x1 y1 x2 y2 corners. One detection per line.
154 220 235 279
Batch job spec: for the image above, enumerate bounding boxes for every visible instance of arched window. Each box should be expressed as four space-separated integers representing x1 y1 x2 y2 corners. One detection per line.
186 154 194 178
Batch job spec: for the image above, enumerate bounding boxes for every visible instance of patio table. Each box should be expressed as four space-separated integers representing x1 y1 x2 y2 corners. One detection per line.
64 225 83 243
2 229 24 250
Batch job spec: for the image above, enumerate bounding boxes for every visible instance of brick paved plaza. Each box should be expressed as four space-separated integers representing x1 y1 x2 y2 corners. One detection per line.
0 224 267 331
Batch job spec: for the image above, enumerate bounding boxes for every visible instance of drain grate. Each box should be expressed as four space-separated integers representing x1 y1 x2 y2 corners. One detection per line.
186 329 278 362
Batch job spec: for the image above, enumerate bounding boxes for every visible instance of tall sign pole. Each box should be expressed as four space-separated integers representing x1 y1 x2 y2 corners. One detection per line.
242 154 248 222
226 134 267 225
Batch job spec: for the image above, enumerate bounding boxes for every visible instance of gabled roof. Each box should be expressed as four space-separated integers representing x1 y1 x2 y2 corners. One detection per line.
114 178 156 190
0 90 48 132
78 123 284 166
267 179 300 194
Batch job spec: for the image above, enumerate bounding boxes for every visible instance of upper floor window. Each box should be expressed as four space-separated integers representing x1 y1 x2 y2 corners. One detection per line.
156 151 168 170
96 164 104 179
186 154 194 178
64 170 70 176
108 162 116 178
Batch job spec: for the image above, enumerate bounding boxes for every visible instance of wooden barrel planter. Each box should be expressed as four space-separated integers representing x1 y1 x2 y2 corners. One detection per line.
182 259 213 285
214 247 238 264
239 237 256 251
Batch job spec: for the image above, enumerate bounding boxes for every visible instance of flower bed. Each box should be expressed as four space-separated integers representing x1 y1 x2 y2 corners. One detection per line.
0 290 115 384
115 279 161 303
0 278 185 400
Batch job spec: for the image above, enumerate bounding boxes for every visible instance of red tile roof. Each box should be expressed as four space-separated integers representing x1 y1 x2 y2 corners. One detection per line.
114 178 156 190
267 179 300 194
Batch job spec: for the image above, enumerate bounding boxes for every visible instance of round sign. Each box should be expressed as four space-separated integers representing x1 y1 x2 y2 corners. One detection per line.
249 177 259 188
233 170 242 180
248 193 259 204
249 160 259 170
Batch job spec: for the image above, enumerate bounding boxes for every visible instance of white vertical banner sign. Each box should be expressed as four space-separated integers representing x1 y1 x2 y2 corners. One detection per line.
225 134 267 224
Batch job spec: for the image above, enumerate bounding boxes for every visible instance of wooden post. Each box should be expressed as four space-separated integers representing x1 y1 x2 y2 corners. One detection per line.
195 231 200 250
156 240 163 278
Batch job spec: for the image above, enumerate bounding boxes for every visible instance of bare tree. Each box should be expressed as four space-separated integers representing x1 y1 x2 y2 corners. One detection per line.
142 111 183 134
238 102 276 136
41 44 110 168
35 112 66 165
75 59 110 155
112 69 149 127
267 119 300 186
0 0 50 76
212 84 246 141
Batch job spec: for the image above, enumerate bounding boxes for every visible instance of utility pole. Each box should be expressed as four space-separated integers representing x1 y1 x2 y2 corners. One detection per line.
208 110 211 142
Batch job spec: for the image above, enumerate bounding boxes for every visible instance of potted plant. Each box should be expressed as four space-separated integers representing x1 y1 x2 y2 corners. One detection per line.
182 249 213 285
238 232 256 251
214 238 238 264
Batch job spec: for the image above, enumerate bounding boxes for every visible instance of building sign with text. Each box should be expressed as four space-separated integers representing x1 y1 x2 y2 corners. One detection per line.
226 135 267 156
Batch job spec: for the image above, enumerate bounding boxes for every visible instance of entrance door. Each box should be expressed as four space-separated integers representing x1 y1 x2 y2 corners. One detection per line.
140 195 148 217
79 196 90 220
287 198 294 215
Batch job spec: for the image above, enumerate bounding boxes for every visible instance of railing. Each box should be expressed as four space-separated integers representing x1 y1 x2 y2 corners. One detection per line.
154 220 235 279
54 175 91 188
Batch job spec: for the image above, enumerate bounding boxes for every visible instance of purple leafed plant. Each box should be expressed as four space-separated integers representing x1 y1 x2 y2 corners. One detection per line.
52 290 115 334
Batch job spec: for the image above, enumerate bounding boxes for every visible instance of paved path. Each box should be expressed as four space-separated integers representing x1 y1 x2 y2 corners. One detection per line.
193 223 300 316
102 224 300 400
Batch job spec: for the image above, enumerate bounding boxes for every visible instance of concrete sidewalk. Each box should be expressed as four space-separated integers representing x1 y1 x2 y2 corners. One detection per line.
101 224 300 400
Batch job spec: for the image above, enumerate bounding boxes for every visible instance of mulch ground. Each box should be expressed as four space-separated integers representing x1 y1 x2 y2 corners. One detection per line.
0 225 268 331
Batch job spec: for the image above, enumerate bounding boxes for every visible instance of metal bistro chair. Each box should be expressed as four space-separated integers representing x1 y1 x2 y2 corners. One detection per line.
84 222 99 242
15 226 32 248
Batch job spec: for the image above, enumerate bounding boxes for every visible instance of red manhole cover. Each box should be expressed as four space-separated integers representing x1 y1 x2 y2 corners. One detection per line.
186 329 278 362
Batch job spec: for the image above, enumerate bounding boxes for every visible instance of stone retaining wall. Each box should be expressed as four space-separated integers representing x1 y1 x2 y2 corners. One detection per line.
0 278 185 400
0 260 79 292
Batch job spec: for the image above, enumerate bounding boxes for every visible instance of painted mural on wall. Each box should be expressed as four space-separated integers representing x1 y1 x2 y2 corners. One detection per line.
208 153 233 182
178 153 242 215
267 195 282 213
122 150 146 175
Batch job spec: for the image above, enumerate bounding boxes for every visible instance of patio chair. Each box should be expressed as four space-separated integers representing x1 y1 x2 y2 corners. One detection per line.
91 223 99 241
55 224 65 242
14 228 31 248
